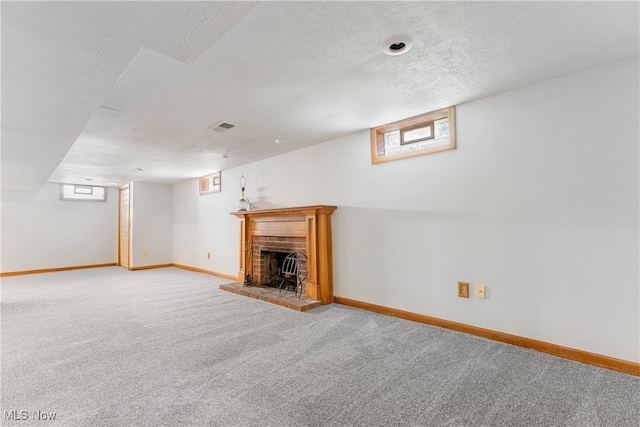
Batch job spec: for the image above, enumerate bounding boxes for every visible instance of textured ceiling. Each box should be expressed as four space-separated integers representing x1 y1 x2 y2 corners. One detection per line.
2 1 638 191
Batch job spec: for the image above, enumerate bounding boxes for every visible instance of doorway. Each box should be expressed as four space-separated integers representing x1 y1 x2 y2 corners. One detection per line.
118 184 130 269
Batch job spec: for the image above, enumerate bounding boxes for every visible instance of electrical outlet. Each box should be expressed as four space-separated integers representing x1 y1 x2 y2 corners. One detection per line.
207 252 211 260
458 281 469 298
475 284 486 299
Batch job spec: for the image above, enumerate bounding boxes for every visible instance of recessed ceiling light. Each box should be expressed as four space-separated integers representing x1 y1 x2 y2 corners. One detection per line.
382 35 413 56
135 168 144 171
274 137 280 144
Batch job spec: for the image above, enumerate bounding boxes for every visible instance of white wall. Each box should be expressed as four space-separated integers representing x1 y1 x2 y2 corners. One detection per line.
173 57 639 362
173 175 240 274
1 183 118 272
130 182 173 268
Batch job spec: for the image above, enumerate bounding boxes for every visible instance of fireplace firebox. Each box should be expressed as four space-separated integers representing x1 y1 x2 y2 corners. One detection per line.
252 236 306 286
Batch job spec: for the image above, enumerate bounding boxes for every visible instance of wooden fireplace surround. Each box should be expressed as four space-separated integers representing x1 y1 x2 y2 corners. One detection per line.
231 206 337 304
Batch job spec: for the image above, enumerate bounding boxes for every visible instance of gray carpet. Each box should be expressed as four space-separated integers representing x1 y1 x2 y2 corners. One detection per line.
1 267 638 427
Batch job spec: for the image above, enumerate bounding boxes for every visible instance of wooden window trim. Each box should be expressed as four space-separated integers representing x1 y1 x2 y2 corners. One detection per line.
370 106 456 164
199 171 221 194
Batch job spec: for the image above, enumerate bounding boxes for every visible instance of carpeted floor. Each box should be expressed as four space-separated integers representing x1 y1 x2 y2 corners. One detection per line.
1 267 638 426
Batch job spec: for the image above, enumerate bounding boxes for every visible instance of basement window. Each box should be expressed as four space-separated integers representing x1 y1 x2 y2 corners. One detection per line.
370 106 456 164
199 171 221 194
60 184 107 201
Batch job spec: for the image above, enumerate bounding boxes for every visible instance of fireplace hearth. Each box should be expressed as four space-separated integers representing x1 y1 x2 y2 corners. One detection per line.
219 281 322 312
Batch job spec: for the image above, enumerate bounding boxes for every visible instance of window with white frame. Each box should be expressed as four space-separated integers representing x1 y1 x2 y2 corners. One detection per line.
60 184 107 201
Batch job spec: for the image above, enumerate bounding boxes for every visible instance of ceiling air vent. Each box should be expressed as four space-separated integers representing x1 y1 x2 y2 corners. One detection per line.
209 121 238 132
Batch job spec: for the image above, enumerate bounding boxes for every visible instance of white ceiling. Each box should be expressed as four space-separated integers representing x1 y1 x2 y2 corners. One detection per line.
2 1 638 191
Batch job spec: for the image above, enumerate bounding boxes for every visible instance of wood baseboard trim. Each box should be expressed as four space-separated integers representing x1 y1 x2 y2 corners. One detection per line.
172 264 239 282
0 263 118 277
333 296 639 377
130 263 173 271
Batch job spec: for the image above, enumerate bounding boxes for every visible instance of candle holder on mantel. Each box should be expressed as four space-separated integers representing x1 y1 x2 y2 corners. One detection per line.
236 174 250 211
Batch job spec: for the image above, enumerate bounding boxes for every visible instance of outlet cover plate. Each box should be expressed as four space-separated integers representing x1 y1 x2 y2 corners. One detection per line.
458 281 469 298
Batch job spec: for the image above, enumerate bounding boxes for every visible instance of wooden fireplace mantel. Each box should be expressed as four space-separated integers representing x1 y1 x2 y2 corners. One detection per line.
231 205 337 304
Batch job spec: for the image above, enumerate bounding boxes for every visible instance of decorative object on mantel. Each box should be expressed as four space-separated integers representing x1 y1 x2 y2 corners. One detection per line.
237 173 250 211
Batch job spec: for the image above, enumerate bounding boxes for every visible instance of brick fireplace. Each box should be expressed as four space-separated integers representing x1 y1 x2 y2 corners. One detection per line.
231 206 337 304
